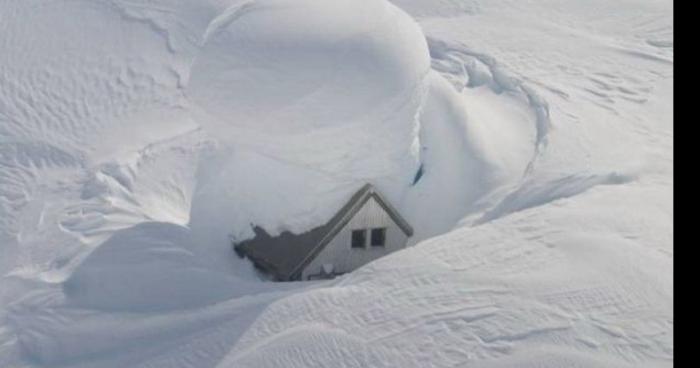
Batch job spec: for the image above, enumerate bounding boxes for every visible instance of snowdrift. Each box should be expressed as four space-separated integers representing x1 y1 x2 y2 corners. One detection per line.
62 222 242 312
0 0 672 367
185 0 433 260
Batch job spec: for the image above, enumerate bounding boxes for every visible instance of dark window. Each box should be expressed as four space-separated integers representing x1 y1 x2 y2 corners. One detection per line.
371 228 386 247
351 229 366 248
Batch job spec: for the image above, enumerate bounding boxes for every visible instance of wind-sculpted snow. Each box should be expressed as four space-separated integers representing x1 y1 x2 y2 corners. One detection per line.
62 222 243 312
221 193 672 367
0 0 672 367
190 0 430 138
184 0 436 257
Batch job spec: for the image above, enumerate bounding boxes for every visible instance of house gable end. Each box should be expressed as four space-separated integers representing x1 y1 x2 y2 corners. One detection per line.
237 183 413 281
298 195 411 280
287 190 373 279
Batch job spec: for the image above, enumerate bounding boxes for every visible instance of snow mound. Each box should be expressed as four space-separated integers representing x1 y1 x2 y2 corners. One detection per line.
183 0 450 265
62 222 241 312
187 0 430 183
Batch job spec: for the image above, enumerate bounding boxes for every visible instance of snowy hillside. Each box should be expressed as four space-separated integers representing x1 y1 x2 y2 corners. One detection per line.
0 0 672 367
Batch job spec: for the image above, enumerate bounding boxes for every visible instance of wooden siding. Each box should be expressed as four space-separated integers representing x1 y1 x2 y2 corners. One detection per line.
301 196 408 280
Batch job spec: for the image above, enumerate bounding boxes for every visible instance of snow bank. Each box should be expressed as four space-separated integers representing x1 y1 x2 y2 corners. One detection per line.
62 222 242 312
219 182 672 368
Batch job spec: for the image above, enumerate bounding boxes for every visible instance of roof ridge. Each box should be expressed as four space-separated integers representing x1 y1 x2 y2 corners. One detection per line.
368 189 414 237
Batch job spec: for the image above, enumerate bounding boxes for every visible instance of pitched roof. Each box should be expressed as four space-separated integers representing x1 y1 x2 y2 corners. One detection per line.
233 183 413 281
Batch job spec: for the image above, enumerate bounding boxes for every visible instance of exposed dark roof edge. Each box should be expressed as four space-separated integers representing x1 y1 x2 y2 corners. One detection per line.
286 183 413 280
243 249 283 280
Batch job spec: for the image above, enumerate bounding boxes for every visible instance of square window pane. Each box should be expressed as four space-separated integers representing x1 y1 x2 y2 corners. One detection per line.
351 229 366 248
371 228 386 246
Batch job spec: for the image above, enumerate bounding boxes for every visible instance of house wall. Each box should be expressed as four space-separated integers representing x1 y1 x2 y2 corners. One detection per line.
301 196 409 280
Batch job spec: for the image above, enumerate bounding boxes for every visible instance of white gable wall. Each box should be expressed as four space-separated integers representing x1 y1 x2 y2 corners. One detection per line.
301 196 409 280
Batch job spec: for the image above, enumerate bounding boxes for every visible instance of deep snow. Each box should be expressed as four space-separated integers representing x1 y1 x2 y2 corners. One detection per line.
0 0 672 367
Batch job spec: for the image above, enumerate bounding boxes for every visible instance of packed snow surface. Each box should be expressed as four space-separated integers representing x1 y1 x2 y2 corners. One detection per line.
0 0 672 367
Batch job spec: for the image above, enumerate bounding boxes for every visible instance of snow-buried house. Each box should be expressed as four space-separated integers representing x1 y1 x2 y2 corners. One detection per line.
234 184 414 281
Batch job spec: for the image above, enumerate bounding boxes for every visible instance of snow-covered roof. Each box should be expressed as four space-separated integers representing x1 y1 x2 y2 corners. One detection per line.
234 184 413 281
